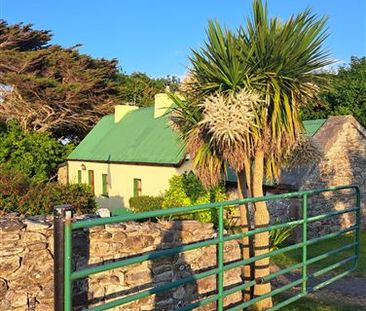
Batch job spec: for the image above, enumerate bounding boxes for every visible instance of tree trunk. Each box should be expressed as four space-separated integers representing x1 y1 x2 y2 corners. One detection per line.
244 156 252 197
252 149 273 310
236 170 254 301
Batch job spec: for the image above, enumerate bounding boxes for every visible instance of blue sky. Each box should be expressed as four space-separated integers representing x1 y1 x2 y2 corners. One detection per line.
2 0 365 77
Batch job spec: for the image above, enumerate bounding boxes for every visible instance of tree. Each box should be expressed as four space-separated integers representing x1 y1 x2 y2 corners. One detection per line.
0 121 73 183
0 20 51 50
116 72 180 107
170 1 330 309
301 57 366 127
0 20 120 139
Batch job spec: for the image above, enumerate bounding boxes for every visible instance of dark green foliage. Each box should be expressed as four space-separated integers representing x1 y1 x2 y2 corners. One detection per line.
0 20 120 139
0 166 96 215
116 72 180 107
0 121 73 182
181 171 206 202
301 57 366 127
129 195 164 212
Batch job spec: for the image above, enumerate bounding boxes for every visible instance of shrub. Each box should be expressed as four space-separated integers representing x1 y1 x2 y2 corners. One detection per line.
162 175 192 208
129 195 164 213
0 166 96 215
0 121 74 183
269 225 297 251
20 183 96 216
162 172 229 224
0 166 30 212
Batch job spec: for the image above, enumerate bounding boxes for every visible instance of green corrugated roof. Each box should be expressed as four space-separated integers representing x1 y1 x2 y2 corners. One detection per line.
69 111 326 168
226 118 327 183
67 107 185 165
303 119 326 136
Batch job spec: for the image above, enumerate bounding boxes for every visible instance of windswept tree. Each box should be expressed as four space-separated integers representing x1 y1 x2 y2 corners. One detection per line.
0 20 120 140
171 1 329 309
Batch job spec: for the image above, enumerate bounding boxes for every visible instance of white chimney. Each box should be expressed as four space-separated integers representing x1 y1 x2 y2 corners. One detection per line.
154 93 174 118
114 105 138 123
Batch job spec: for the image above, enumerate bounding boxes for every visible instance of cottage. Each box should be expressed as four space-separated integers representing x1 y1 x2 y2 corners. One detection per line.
66 94 366 227
66 94 192 210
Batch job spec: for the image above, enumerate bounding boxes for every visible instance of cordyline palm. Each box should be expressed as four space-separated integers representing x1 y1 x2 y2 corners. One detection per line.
171 0 330 309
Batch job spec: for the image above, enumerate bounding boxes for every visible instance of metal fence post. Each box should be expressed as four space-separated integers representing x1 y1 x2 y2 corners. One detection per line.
302 194 308 294
354 186 361 269
54 205 74 311
217 204 224 311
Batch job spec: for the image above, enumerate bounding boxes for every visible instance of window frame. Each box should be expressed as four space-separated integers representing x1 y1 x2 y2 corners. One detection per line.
102 174 109 197
133 178 142 197
88 170 95 194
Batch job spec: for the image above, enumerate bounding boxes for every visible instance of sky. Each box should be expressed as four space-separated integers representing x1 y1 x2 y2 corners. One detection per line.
1 0 365 77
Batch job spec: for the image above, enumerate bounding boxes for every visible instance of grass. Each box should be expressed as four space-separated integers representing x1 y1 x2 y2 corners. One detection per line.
272 230 366 277
275 296 366 311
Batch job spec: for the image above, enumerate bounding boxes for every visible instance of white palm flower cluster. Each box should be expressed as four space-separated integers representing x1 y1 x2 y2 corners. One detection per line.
199 89 261 151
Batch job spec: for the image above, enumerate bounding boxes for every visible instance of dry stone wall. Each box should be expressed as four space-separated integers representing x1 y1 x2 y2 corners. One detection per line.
266 119 366 238
0 213 243 311
300 121 366 236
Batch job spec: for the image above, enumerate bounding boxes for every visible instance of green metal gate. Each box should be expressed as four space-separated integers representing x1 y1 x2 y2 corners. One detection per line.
54 185 361 311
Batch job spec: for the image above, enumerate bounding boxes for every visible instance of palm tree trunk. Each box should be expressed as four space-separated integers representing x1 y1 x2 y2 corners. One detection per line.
244 156 252 196
236 170 254 301
252 149 272 310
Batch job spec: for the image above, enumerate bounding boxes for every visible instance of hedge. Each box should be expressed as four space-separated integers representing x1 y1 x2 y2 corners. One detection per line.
0 166 96 216
129 195 164 213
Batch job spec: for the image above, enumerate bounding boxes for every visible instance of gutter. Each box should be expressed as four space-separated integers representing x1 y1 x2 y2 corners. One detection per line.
66 157 187 168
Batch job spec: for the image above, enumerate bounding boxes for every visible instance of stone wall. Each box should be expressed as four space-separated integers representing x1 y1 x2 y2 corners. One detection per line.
265 117 366 238
300 120 366 235
0 213 243 311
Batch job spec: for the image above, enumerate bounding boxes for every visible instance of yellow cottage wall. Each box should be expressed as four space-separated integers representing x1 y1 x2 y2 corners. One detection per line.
67 160 192 209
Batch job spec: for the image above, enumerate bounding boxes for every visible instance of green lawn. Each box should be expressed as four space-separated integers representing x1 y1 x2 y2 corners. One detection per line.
272 230 366 277
276 297 366 311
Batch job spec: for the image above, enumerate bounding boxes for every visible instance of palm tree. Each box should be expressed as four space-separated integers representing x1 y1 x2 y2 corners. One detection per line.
171 1 331 309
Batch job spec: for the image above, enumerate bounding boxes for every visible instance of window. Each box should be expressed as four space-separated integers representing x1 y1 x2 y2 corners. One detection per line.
133 178 142 197
77 170 82 184
102 174 108 197
88 170 95 194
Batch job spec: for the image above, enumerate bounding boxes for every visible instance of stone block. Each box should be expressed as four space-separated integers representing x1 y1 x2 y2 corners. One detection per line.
24 217 51 231
125 268 152 286
0 219 25 232
23 231 48 243
0 246 25 257
0 255 21 277
0 278 8 299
